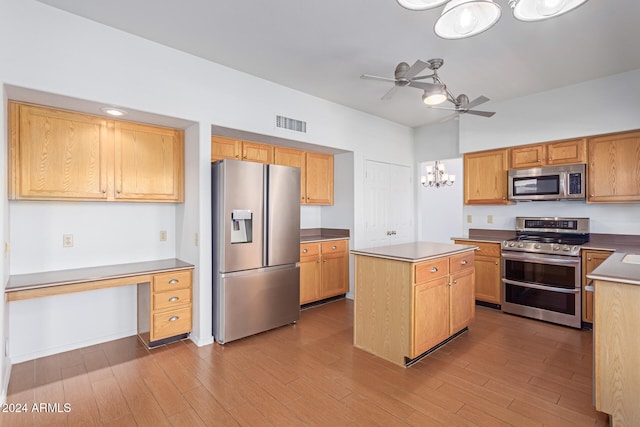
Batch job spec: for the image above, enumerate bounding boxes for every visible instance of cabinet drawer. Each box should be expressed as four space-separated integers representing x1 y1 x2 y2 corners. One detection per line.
153 288 192 311
471 241 501 257
450 252 475 274
153 270 191 292
321 240 347 255
415 258 449 284
153 306 192 340
300 242 320 259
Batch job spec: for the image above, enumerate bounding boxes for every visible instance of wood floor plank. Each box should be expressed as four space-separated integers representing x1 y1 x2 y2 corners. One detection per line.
4 300 611 427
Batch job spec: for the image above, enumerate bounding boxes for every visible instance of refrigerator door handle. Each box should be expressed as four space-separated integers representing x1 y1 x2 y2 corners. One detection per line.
220 263 299 279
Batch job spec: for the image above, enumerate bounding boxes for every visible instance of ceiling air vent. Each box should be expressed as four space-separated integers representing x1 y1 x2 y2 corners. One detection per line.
276 115 307 133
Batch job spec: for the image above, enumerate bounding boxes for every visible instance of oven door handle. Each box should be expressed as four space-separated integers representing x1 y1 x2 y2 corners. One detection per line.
501 252 581 266
502 279 580 294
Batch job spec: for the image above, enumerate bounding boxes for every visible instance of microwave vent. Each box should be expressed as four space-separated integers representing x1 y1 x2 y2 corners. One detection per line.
276 115 307 133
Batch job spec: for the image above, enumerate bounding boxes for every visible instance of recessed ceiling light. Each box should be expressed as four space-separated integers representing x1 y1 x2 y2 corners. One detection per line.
100 106 127 117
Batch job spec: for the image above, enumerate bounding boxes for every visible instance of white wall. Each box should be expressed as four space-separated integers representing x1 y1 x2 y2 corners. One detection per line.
0 0 414 372
418 158 464 243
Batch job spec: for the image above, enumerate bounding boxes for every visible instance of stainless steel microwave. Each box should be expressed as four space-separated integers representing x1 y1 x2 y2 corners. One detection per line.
508 164 586 201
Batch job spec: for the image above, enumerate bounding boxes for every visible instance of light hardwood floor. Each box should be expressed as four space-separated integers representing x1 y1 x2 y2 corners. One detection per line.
1 299 608 426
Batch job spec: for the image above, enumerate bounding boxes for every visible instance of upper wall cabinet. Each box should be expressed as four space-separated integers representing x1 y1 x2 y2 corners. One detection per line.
305 152 334 205
273 146 306 203
210 135 273 164
9 101 185 202
114 121 184 202
464 149 510 205
510 138 586 169
213 135 334 206
588 130 640 203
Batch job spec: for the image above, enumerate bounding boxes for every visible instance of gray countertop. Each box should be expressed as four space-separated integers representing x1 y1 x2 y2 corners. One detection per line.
587 252 640 286
351 241 477 263
300 227 350 243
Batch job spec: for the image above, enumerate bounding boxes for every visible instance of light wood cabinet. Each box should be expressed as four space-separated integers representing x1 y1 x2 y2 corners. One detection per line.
587 130 640 203
581 249 612 323
138 269 193 348
213 136 334 205
299 239 348 305
9 101 184 202
593 277 640 426
510 138 586 169
464 149 510 205
211 135 274 163
454 240 501 305
305 152 334 205
354 249 475 366
274 146 306 203
114 121 184 201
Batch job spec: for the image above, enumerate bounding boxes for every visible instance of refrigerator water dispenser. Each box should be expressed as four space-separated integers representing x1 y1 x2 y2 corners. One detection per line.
231 209 252 243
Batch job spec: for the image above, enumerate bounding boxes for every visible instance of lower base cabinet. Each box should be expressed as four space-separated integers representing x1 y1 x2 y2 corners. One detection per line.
594 278 640 426
581 249 612 323
354 250 475 366
299 239 349 304
138 269 193 347
454 240 501 305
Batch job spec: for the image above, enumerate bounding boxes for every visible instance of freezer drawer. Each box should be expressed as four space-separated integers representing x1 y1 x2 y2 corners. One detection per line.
214 265 300 344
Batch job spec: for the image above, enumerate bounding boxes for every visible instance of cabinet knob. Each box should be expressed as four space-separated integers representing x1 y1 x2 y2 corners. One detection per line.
452 280 458 285
168 279 179 284
303 248 308 253
234 155 239 158
317 259 321 263
587 257 592 261
332 245 337 249
323 259 328 263
495 261 499 265
168 296 179 302
431 267 438 273
168 316 179 322
461 259 468 265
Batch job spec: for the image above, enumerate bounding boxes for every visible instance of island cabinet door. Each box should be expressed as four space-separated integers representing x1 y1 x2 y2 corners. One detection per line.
450 267 475 334
412 275 450 358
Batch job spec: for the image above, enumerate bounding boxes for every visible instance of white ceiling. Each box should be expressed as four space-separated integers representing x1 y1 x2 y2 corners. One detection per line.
36 0 640 128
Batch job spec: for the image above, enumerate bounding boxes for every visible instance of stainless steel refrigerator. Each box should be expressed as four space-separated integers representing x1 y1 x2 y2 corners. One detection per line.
212 159 300 344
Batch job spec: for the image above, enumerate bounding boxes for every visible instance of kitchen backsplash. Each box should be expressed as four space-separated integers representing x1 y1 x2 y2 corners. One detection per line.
463 201 640 235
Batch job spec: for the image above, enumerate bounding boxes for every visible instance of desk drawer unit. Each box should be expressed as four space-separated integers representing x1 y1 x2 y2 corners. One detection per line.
138 268 193 348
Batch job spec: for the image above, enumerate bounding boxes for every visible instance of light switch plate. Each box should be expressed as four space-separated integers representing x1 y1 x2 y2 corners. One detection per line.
160 230 167 241
63 234 73 247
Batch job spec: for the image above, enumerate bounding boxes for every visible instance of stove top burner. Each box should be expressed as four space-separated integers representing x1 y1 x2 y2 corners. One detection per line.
503 217 591 256
514 234 589 246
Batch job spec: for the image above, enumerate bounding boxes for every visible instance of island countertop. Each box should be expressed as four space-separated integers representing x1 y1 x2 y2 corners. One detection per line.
350 241 477 263
587 252 640 286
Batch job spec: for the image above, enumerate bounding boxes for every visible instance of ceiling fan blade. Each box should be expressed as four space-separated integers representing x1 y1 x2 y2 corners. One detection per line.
427 105 457 111
466 95 490 110
404 60 429 80
438 114 460 123
361 74 397 83
466 109 495 117
408 81 440 91
381 85 400 100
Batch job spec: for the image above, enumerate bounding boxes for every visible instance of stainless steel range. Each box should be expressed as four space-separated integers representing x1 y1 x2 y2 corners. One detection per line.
501 217 590 328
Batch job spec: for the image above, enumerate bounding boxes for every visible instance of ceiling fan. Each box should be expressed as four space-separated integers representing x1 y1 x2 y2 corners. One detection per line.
361 58 495 118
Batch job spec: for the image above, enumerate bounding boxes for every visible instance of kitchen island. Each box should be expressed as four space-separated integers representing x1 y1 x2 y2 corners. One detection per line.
351 242 476 367
587 252 640 427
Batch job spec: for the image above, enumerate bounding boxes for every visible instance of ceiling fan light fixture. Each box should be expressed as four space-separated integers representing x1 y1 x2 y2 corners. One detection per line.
434 0 502 39
509 0 589 21
396 0 450 11
422 86 447 105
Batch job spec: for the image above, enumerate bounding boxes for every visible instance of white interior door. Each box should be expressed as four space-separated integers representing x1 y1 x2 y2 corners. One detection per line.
363 160 413 248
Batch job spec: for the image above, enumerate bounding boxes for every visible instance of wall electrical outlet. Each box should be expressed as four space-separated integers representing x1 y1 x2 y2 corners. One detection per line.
4 242 10 255
487 215 494 224
194 232 199 246
467 215 473 223
160 230 167 241
63 234 73 247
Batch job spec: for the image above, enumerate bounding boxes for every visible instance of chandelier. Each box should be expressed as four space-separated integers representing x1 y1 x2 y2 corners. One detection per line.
421 161 455 188
396 0 589 39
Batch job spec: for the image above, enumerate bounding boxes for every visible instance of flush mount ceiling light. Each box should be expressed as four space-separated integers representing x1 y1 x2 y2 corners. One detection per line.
396 0 449 10
434 0 502 39
100 106 127 117
422 85 447 105
508 0 589 21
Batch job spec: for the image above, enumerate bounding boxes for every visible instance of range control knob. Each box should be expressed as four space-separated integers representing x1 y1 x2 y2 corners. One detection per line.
562 245 571 252
509 242 516 247
534 243 541 249
517 243 525 248
573 246 578 252
553 244 561 251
